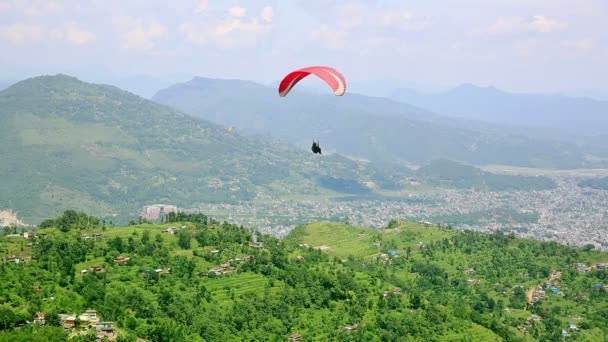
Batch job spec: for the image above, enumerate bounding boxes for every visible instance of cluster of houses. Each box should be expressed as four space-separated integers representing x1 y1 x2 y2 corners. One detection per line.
523 315 579 337
208 255 253 276
30 310 117 341
373 250 399 265
2 255 31 264
573 262 607 273
81 265 104 274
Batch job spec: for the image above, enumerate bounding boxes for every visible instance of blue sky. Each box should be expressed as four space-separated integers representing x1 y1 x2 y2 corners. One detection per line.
0 0 606 94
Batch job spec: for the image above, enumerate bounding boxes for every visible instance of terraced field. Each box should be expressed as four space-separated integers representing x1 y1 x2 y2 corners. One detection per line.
204 273 284 303
290 220 455 260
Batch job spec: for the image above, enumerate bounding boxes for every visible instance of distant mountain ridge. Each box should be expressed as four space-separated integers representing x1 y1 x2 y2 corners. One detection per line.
153 77 605 169
390 84 608 137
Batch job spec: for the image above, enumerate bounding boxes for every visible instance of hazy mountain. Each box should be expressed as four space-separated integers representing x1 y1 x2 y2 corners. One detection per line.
0 74 402 223
153 77 601 169
390 84 608 137
0 80 13 92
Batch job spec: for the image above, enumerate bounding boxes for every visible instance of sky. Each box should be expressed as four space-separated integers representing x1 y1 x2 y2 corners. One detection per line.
0 0 607 95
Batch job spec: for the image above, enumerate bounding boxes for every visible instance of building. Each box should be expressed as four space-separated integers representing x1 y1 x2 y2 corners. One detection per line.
289 333 302 341
33 312 46 325
141 204 178 220
113 256 130 264
164 227 178 235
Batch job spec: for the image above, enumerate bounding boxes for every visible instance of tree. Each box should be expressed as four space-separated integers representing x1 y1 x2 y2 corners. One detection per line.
0 306 17 330
177 230 192 250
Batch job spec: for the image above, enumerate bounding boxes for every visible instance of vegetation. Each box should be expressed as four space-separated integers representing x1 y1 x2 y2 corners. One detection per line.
578 177 608 190
417 159 557 191
0 211 607 341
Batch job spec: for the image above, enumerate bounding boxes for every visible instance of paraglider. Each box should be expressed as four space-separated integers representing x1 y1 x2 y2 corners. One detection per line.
311 140 322 155
279 66 345 155
278 66 346 97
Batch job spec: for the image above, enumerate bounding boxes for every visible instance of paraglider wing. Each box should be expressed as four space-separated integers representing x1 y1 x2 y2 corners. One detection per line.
278 66 346 97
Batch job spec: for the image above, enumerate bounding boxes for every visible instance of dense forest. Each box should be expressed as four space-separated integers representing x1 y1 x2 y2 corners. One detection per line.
0 211 607 341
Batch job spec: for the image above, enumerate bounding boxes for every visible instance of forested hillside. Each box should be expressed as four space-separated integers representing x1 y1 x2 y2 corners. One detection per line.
0 75 402 223
1 213 606 341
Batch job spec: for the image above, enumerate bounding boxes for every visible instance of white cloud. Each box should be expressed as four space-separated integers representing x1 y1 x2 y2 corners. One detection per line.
180 5 273 48
261 6 273 23
488 15 567 34
562 38 593 50
62 23 95 45
309 3 433 52
0 21 96 46
114 17 168 50
334 3 366 29
382 10 433 31
0 0 63 16
0 2 11 12
311 24 347 49
0 23 45 44
24 1 63 16
195 0 208 14
180 18 271 48
228 6 247 18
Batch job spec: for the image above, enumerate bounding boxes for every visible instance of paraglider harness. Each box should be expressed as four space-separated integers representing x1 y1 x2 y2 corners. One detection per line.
311 140 322 154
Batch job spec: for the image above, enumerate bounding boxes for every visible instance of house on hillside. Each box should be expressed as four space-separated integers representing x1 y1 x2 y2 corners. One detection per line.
94 322 117 340
343 324 359 333
597 263 606 270
33 312 46 325
24 230 35 239
249 242 264 249
164 227 178 235
467 279 480 286
113 256 130 264
465 268 476 275
289 333 302 341
90 265 104 272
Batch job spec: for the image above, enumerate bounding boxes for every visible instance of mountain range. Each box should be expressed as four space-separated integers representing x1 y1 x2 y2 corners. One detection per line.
390 84 608 137
0 75 403 223
153 77 605 169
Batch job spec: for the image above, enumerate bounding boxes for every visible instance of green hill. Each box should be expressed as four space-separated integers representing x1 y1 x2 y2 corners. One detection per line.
1 213 607 341
416 159 557 191
0 75 402 224
152 77 598 169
